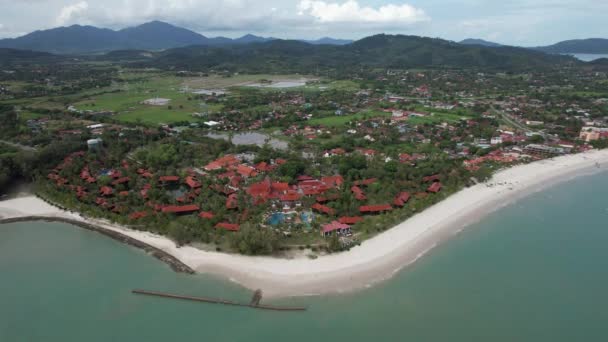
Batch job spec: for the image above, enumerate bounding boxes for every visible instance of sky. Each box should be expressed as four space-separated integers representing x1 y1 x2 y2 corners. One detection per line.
0 0 606 46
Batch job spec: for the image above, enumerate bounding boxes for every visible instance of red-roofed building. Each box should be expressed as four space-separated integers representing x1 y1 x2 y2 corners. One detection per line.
99 186 113 196
428 182 442 193
321 221 352 237
236 164 257 178
297 175 314 181
360 204 393 214
354 178 377 186
129 211 148 220
317 193 340 203
393 192 411 207
198 211 215 219
161 205 200 214
247 179 271 198
322 175 344 188
159 176 180 183
112 177 130 186
275 158 287 165
95 197 108 207
312 203 335 215
423 174 441 182
255 161 270 172
272 182 289 192
119 191 130 197
280 191 301 202
108 169 122 179
351 186 367 201
339 216 364 225
226 193 239 209
185 176 201 189
215 222 240 231
204 155 240 171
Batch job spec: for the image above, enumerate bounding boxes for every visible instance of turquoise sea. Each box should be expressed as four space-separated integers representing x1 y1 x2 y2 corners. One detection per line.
2 171 608 341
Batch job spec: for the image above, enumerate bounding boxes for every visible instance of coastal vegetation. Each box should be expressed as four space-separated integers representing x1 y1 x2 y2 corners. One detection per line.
1 34 607 256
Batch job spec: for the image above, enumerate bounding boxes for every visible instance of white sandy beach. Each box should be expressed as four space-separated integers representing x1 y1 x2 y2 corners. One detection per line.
2 149 608 297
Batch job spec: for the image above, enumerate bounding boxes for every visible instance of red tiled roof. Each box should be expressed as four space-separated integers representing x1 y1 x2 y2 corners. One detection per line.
312 203 335 215
322 221 351 233
204 155 240 171
236 164 257 178
226 193 238 209
198 211 215 219
317 193 340 203
129 211 148 220
108 169 122 179
255 161 270 172
423 174 441 182
137 168 153 178
360 204 393 213
161 205 200 214
247 179 271 197
112 177 130 186
280 192 301 202
297 175 314 181
99 186 113 196
393 192 411 207
185 176 201 189
321 175 344 188
351 186 367 201
339 216 364 225
354 178 377 186
329 148 346 155
271 182 289 192
159 176 180 182
428 182 442 193
215 222 240 231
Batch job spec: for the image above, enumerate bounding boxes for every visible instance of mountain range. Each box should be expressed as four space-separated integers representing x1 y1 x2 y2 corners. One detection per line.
459 38 503 47
0 21 351 54
532 38 608 54
132 34 576 73
0 21 605 55
459 38 608 54
0 33 580 72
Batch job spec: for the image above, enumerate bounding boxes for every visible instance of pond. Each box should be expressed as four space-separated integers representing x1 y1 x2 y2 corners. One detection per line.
246 79 309 89
205 132 288 151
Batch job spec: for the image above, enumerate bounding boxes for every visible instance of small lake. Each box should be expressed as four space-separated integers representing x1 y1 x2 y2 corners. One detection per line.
206 132 288 150
246 80 308 89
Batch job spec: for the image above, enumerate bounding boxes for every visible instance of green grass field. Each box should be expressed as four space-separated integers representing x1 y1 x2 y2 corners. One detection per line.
73 73 223 124
309 110 392 127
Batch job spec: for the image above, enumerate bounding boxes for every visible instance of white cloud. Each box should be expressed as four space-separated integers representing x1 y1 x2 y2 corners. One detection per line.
55 1 89 26
297 0 428 24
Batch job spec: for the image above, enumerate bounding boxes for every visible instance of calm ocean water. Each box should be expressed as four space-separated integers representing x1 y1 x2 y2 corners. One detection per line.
568 53 608 62
1 170 608 341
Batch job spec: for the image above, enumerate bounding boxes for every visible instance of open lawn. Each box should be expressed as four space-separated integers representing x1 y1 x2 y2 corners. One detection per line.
73 72 222 124
309 110 392 127
408 112 470 125
182 74 315 89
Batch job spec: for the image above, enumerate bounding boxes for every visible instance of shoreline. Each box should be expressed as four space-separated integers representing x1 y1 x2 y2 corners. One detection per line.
1 149 608 297
0 216 194 274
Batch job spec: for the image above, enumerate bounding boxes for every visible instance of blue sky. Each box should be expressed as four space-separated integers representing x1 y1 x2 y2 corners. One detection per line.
0 0 606 46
